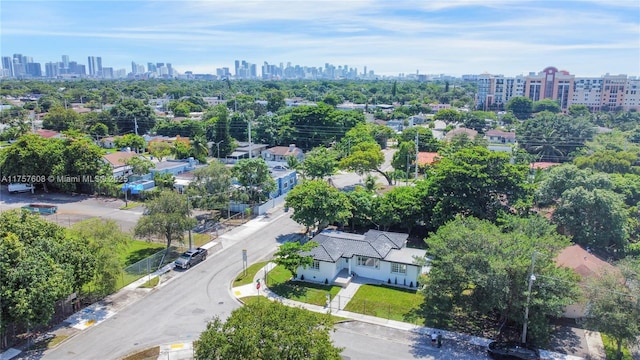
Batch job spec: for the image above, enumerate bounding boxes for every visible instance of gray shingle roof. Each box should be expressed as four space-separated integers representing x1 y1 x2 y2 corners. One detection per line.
305 230 410 262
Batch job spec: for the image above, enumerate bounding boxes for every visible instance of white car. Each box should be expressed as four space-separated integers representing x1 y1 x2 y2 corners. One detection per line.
8 183 35 194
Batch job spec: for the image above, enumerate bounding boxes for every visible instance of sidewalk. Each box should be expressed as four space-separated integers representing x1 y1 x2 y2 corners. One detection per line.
231 262 590 360
0 208 287 360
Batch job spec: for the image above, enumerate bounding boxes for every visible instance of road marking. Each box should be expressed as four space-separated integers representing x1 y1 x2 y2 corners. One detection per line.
85 320 96 327
170 343 184 349
234 290 242 296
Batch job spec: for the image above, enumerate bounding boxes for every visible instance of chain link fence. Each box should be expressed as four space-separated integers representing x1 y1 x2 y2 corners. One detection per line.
120 246 186 287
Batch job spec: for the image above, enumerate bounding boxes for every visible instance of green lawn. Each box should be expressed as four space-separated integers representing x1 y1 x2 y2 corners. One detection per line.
267 265 341 306
344 284 425 325
120 239 165 266
240 296 348 323
233 261 271 287
602 334 633 360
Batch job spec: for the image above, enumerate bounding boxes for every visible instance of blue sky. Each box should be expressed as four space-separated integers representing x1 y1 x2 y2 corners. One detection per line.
1 0 639 77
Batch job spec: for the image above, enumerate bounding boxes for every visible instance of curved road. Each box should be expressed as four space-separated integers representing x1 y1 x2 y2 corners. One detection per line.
42 210 302 360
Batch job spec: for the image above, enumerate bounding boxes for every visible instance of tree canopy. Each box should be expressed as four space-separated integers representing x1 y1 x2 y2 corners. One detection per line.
422 215 579 345
285 179 352 232
194 300 342 360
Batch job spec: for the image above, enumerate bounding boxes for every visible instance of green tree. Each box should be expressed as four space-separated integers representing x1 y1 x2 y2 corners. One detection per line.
568 104 590 117
340 141 392 185
517 112 594 162
69 218 130 296
211 105 234 157
110 98 156 134
194 300 342 360
0 210 91 344
42 106 82 131
574 150 638 174
506 96 533 120
266 90 286 112
391 141 417 179
148 141 172 162
584 263 640 360
188 161 232 210
232 158 277 204
0 134 64 191
135 190 196 255
125 156 154 176
54 137 109 193
433 109 461 123
89 123 109 138
552 187 629 251
533 99 561 113
273 240 319 279
190 134 209 163
114 134 146 151
345 187 378 230
285 179 353 232
153 172 175 190
375 186 422 232
300 146 338 180
400 127 440 152
172 141 192 159
423 146 532 228
422 215 579 344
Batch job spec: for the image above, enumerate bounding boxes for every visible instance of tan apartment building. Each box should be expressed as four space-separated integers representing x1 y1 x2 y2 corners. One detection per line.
474 66 639 112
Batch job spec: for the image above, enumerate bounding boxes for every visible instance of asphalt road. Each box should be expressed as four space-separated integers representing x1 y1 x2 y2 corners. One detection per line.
334 322 490 360
41 210 303 360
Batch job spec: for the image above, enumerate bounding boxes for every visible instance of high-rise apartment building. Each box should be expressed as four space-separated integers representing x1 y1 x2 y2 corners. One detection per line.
1 57 13 77
474 66 639 112
88 56 97 76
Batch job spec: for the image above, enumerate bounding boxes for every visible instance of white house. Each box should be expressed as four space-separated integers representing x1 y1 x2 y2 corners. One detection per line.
261 144 304 163
296 229 428 288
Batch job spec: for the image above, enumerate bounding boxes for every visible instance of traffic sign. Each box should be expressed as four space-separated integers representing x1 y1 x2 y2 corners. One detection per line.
256 282 261 290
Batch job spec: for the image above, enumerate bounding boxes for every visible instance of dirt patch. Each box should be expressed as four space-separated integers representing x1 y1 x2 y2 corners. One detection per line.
121 346 160 360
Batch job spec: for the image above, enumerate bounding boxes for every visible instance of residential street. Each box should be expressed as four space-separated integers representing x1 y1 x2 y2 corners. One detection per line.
38 210 302 360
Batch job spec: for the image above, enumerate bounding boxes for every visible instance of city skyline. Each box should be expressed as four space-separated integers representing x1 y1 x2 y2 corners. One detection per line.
1 0 639 77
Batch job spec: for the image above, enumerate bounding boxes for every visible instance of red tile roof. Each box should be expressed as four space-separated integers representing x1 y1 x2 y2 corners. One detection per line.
555 244 616 279
531 162 561 170
417 152 440 166
36 129 61 138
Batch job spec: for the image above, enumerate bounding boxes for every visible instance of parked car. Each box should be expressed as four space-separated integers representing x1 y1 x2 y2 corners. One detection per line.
8 183 35 194
487 341 540 360
174 248 208 270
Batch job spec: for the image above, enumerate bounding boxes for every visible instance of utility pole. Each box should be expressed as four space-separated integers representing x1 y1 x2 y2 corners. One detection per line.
134 117 139 136
248 120 252 159
414 131 419 179
186 196 193 250
522 251 537 344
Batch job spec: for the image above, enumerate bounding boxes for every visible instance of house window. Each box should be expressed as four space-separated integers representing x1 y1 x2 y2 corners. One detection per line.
356 256 379 269
391 263 407 274
311 260 320 271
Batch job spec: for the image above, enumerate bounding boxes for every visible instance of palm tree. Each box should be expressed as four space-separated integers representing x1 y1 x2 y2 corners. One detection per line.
530 129 564 162
190 134 208 161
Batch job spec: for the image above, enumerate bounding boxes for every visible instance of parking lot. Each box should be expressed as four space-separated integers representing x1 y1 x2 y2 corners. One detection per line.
0 187 144 232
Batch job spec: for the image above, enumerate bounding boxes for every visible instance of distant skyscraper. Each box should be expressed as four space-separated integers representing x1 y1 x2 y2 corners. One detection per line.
96 57 103 77
166 63 173 77
2 57 13 77
88 56 97 76
45 62 58 78
234 60 240 77
62 55 69 69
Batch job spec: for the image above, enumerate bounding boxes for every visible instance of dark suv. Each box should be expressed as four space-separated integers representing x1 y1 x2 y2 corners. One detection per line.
174 248 208 269
487 341 540 360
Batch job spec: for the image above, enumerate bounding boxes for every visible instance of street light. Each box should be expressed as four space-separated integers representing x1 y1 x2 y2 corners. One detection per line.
522 251 537 344
215 140 224 159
